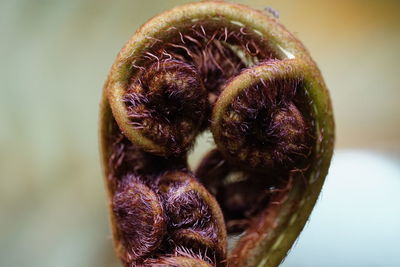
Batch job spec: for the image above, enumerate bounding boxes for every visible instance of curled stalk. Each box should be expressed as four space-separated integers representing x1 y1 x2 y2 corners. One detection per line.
100 1 334 266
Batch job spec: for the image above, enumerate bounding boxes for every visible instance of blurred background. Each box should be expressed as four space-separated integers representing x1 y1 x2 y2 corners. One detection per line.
1 0 399 266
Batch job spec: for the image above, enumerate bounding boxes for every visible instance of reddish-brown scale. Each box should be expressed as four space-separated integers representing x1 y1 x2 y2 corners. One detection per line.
125 60 207 155
195 149 289 234
156 171 227 266
169 38 246 104
218 77 313 171
112 177 166 265
108 122 187 184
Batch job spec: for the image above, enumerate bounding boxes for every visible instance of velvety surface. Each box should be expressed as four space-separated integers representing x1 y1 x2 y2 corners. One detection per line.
1 0 399 266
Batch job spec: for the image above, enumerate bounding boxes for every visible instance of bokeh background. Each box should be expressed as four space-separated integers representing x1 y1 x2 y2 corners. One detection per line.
1 0 399 266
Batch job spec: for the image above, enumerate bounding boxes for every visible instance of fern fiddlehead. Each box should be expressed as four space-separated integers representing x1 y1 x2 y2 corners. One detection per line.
99 1 334 266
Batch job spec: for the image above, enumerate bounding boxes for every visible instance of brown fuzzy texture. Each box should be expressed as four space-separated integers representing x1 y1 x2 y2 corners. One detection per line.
195 149 289 234
157 172 227 266
124 18 278 151
143 256 214 267
101 2 334 267
218 76 313 171
112 177 166 264
125 60 207 155
108 114 188 176
109 23 312 267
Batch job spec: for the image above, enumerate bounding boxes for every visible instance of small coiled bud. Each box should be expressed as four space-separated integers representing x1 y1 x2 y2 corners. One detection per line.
212 59 313 171
158 171 227 266
124 59 207 155
112 177 165 264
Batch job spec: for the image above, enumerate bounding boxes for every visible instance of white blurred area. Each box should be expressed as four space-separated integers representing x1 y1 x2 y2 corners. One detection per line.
282 150 400 267
0 0 399 266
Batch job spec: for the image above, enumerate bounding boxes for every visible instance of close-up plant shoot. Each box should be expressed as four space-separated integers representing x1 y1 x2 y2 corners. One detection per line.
99 1 334 266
